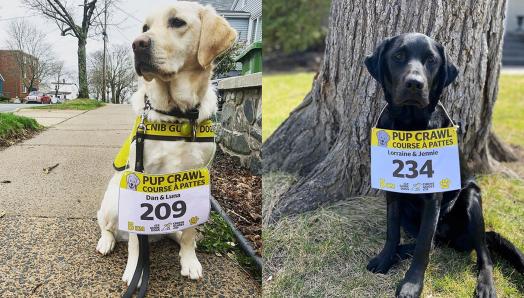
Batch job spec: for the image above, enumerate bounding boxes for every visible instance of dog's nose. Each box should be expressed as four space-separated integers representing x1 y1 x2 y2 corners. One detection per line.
405 76 424 91
132 36 151 52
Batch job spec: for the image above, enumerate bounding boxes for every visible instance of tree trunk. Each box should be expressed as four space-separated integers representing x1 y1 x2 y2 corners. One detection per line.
263 0 510 221
77 38 89 98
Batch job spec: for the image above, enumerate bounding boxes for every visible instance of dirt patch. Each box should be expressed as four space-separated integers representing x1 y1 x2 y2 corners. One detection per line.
505 145 524 178
210 147 262 255
0 129 42 150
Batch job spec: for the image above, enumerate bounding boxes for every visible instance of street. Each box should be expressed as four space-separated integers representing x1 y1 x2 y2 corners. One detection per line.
0 103 50 113
0 105 261 296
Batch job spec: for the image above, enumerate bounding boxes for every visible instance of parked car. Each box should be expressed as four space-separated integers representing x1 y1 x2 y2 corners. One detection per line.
25 91 51 104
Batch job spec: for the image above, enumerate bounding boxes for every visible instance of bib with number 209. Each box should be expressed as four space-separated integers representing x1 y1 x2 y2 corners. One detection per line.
118 168 211 235
370 127 461 193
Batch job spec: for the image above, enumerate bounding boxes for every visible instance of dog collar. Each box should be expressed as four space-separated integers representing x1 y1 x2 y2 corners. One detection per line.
144 95 200 121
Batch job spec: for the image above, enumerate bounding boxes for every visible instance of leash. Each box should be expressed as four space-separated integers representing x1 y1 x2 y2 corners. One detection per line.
123 102 150 298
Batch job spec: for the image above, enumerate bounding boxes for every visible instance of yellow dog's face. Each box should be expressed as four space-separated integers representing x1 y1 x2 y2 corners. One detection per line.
132 1 237 81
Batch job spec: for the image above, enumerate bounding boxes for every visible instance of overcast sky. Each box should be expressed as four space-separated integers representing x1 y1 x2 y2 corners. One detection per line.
0 0 183 77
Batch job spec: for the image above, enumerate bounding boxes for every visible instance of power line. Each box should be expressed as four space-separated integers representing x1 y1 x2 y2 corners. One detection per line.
110 24 132 42
113 6 141 23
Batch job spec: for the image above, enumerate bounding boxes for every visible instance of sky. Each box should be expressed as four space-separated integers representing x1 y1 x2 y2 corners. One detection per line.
0 0 181 77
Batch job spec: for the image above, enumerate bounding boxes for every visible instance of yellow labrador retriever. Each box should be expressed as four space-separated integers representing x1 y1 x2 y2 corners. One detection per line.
96 1 236 285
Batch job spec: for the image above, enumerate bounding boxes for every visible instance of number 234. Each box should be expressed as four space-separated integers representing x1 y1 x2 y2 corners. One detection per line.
392 159 434 178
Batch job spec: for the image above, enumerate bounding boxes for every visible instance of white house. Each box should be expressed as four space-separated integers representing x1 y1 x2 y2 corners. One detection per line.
46 79 79 100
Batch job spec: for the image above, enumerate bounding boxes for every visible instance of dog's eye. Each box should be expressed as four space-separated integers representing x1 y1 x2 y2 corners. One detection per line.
426 55 437 64
142 24 149 33
168 17 186 28
393 52 405 62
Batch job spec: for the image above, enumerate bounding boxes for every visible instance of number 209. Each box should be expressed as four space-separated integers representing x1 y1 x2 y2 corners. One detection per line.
392 159 434 178
140 201 186 220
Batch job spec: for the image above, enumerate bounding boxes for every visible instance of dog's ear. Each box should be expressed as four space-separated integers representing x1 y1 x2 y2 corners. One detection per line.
198 7 237 68
429 41 458 105
364 37 393 85
434 42 458 96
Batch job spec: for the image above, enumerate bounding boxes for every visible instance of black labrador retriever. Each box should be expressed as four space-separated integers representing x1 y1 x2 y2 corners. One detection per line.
364 33 524 298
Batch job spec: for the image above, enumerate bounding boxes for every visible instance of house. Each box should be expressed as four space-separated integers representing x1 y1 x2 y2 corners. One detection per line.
46 79 79 100
231 0 262 45
0 50 38 99
503 0 524 65
196 0 262 75
198 0 261 46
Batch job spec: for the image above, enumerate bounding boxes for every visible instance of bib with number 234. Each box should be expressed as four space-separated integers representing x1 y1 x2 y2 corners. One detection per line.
118 168 211 235
370 127 461 193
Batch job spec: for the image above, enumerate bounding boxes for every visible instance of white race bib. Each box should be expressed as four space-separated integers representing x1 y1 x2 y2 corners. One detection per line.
118 168 211 234
370 127 461 193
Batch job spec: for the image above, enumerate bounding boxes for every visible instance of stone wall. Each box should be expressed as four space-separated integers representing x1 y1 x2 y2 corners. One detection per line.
218 73 262 174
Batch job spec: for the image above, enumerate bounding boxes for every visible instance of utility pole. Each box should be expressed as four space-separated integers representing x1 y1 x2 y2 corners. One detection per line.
101 0 107 102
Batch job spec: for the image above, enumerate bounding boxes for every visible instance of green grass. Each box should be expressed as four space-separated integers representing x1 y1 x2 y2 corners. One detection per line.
263 73 524 297
31 98 105 110
492 75 524 147
262 72 316 140
0 113 41 145
198 212 260 278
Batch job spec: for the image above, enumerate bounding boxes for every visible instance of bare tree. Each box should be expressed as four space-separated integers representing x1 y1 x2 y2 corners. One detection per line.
23 0 109 98
264 0 513 221
89 45 135 103
88 51 104 100
6 20 56 95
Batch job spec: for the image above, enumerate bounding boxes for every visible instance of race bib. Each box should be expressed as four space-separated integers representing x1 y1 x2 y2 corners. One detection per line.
370 127 461 193
118 168 211 234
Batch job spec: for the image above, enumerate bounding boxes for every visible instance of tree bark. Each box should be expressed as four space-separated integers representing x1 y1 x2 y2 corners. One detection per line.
78 37 89 98
263 0 510 221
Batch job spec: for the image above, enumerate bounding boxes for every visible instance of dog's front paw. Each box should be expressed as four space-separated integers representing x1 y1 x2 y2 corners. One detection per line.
396 278 423 298
122 262 142 287
475 268 496 298
96 232 115 255
180 252 203 280
367 252 396 274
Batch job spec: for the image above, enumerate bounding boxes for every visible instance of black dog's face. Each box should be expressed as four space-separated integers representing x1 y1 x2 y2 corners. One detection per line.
365 33 458 109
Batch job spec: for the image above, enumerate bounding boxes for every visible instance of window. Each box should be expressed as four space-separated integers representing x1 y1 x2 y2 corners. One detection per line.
22 85 27 93
251 18 258 43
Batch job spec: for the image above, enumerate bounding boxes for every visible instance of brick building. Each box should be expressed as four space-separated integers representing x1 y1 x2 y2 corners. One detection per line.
0 50 38 99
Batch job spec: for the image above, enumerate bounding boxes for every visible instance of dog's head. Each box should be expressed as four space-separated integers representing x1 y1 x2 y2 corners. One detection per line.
132 2 237 81
365 33 458 109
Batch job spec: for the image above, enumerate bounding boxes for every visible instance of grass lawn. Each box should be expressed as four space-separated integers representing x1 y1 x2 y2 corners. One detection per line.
0 113 41 146
31 98 105 110
262 72 316 140
263 74 524 297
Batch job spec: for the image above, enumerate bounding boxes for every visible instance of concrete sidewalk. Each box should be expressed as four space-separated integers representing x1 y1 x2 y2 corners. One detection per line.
0 105 261 297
